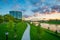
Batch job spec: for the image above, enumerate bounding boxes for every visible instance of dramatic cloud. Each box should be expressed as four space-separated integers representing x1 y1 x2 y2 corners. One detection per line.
29 0 42 6
30 0 60 13
32 7 43 13
0 0 60 15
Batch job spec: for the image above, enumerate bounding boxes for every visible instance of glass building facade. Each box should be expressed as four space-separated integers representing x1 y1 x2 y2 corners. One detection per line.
9 11 22 19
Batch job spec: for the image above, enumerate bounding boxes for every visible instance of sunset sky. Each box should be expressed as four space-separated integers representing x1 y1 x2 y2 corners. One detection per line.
0 0 60 15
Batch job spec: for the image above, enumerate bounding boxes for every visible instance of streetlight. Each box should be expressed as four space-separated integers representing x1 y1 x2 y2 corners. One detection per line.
5 32 9 40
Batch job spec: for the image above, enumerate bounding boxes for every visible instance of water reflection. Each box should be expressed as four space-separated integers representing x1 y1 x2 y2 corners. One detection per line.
31 22 60 33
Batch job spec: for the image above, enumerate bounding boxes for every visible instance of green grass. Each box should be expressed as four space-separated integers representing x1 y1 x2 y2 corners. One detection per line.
30 24 38 40
0 23 7 40
0 21 27 40
40 29 60 40
30 24 60 40
16 22 27 40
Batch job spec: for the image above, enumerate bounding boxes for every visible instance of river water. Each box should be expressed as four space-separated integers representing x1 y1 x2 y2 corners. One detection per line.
31 22 60 33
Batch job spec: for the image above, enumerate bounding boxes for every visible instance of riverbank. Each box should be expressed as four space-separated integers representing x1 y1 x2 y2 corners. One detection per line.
30 23 60 40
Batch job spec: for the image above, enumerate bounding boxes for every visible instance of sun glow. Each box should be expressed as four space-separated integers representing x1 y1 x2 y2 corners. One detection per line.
24 11 60 21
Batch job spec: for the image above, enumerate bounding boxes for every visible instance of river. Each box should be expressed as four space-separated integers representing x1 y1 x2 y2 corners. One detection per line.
31 22 60 33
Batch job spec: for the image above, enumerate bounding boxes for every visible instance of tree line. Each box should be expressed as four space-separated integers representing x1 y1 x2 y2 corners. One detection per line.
0 14 22 23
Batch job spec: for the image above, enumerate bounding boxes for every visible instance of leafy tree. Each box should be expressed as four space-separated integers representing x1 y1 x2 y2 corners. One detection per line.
14 18 22 23
0 15 4 23
4 14 14 22
7 21 14 31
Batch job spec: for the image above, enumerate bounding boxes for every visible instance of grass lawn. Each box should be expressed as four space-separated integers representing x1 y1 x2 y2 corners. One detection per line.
30 24 60 40
0 21 27 40
30 24 39 40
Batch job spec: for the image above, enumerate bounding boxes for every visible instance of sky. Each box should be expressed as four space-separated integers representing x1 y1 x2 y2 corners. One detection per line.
0 0 60 15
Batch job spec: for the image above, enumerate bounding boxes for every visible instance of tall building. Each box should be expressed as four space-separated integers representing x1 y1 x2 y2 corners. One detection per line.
9 11 22 19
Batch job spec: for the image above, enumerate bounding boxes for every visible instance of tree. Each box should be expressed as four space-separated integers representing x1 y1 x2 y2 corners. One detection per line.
4 14 14 22
0 15 4 23
7 21 14 31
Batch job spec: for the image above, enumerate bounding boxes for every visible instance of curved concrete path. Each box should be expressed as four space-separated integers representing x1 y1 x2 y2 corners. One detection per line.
21 23 30 40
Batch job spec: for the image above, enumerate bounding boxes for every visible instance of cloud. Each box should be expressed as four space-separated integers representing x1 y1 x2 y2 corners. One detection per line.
30 0 60 13
29 0 42 6
57 0 60 1
13 0 18 3
51 5 60 9
41 0 45 2
31 7 42 13
20 9 26 12
11 3 21 11
31 5 52 13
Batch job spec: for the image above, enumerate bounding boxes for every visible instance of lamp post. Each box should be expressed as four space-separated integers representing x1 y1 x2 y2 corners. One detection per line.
5 32 9 40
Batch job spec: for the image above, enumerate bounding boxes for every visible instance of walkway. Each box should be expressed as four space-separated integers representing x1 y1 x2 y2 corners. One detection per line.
21 23 30 40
